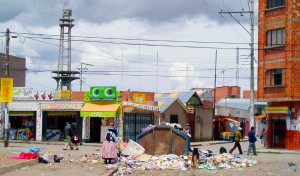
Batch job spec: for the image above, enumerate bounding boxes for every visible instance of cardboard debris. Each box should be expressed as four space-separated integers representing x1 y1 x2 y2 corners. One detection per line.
137 154 152 162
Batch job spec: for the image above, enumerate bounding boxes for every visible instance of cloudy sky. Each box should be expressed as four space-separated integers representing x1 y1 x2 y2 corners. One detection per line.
0 0 258 94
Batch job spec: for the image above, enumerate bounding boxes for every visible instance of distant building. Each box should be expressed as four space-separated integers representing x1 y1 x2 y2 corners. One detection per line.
213 86 241 103
191 88 214 109
0 53 26 87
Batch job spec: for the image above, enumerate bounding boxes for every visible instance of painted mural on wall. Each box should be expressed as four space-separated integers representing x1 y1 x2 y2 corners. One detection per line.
286 110 300 131
36 109 42 140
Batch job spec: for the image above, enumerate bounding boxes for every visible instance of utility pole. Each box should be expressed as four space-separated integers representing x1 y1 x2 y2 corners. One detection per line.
77 62 93 91
213 50 218 141
4 28 10 147
219 0 255 127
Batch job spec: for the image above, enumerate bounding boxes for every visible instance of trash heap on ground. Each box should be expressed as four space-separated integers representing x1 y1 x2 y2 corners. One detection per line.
113 140 258 175
6 147 63 164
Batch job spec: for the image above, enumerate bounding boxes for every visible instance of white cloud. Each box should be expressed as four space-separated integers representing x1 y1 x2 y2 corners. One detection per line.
0 1 258 93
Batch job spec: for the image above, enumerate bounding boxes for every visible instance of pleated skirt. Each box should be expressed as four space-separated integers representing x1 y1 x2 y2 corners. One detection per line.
101 141 117 159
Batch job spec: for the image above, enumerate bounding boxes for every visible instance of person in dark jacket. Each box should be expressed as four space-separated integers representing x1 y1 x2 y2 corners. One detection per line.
247 126 257 155
63 123 73 150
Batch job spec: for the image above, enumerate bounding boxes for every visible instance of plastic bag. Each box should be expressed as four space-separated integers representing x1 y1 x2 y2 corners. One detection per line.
122 139 145 156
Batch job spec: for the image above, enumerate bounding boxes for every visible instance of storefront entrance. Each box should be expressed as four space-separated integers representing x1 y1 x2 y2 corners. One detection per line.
271 118 286 148
90 117 101 142
9 111 36 140
42 111 80 141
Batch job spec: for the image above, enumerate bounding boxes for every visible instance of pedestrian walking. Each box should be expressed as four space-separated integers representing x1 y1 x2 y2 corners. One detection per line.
63 123 73 150
101 126 118 164
8 122 12 140
229 127 244 155
260 128 267 146
247 126 257 155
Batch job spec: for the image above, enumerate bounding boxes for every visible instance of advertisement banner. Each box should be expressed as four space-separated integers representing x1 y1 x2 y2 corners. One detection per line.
265 106 288 113
90 86 116 100
100 86 116 99
33 91 55 100
80 111 116 117
132 93 146 104
0 78 13 102
90 87 99 100
59 90 71 100
13 87 34 100
84 92 91 102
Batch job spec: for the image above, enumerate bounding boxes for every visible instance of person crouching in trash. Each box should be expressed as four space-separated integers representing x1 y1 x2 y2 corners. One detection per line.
101 126 118 164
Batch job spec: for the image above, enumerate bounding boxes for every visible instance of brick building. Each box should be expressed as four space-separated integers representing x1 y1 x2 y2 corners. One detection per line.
0 53 26 87
258 0 300 149
212 86 241 103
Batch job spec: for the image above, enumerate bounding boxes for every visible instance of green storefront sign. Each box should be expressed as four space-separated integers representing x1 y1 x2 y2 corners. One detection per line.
90 86 116 100
80 111 116 117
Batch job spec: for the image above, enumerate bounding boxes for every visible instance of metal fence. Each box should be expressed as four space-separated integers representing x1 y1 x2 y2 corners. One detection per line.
123 113 154 141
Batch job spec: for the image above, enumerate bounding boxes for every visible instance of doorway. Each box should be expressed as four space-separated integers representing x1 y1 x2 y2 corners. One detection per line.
272 118 286 148
90 118 101 142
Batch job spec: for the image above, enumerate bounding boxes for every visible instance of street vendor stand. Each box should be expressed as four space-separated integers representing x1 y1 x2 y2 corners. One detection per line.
136 125 190 155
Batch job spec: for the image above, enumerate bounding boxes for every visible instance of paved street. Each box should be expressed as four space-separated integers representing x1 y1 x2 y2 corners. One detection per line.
1 141 300 176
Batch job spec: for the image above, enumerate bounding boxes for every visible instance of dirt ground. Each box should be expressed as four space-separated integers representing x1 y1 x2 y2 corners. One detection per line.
0 142 117 176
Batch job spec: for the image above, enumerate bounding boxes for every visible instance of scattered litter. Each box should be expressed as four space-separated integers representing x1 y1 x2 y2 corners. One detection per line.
7 152 37 159
113 149 258 175
288 162 296 167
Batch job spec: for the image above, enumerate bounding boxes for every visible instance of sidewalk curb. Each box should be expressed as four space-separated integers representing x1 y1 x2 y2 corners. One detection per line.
0 140 102 147
0 159 38 175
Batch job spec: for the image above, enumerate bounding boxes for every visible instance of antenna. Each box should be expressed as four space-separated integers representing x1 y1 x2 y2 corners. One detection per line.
63 0 70 9
52 2 79 91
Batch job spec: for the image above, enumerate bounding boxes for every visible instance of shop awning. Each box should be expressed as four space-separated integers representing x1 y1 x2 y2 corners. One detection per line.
80 104 120 118
255 114 265 119
224 118 238 122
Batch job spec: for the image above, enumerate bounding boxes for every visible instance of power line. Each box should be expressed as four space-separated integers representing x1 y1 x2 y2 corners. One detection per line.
10 32 300 52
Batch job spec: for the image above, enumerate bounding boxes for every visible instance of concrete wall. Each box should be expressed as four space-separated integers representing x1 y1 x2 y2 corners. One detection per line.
194 107 213 141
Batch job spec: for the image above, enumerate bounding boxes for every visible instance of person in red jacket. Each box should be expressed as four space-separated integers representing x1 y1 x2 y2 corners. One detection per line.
260 128 267 146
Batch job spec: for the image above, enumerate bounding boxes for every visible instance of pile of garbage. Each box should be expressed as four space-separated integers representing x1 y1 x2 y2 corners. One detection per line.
111 140 258 175
114 151 257 175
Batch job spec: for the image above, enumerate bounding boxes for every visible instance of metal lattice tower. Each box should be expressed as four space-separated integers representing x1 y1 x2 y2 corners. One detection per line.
52 7 79 90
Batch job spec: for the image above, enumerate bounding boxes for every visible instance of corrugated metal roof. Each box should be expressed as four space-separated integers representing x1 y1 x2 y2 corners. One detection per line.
155 97 177 113
177 91 196 104
216 98 250 110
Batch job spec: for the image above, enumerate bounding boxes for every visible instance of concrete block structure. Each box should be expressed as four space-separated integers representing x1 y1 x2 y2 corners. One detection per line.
258 0 300 149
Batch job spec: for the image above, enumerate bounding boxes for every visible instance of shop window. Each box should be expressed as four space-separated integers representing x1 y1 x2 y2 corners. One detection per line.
170 115 178 124
265 68 284 86
267 0 285 9
266 28 285 47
